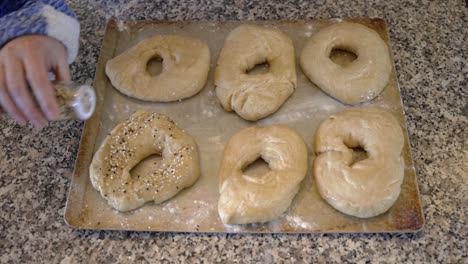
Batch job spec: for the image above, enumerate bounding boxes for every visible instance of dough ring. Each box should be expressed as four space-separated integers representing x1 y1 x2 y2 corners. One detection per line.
300 22 392 104
90 111 200 211
106 35 210 102
218 125 308 224
215 25 297 121
313 107 404 218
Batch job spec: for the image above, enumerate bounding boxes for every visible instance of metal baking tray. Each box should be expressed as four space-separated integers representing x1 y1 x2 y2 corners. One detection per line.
64 18 424 233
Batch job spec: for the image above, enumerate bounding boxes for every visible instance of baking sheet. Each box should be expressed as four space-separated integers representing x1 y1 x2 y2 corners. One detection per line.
64 18 424 233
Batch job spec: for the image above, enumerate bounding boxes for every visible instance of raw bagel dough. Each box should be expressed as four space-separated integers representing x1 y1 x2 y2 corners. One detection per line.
313 107 404 218
300 22 392 104
218 125 308 224
106 35 210 102
215 25 297 121
90 111 200 211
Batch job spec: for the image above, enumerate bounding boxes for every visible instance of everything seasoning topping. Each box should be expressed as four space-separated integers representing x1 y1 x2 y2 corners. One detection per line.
97 111 197 209
55 84 76 119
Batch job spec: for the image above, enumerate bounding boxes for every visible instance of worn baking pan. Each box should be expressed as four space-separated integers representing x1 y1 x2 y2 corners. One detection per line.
64 18 424 233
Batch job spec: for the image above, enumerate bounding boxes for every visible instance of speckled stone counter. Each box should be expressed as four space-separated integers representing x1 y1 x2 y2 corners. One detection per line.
1 0 467 263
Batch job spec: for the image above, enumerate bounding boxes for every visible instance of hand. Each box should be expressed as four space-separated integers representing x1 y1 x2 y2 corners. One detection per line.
0 35 70 128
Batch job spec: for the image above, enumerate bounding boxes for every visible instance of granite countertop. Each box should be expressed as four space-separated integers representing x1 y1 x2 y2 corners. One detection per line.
1 0 467 262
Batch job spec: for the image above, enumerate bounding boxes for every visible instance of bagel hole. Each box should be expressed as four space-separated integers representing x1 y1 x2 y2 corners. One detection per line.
329 48 357 67
348 146 368 166
246 61 270 75
146 56 163 76
243 158 270 177
130 153 163 179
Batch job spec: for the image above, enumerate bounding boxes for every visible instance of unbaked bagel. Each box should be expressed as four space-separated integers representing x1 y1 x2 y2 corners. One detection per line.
313 107 404 218
90 111 200 211
106 35 210 102
218 125 308 224
215 25 297 121
300 22 392 104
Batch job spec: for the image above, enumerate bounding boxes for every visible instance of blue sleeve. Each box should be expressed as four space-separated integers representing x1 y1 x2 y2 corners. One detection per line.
0 0 29 16
0 0 80 63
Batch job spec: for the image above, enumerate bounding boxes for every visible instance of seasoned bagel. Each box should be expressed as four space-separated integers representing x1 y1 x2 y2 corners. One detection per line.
218 125 308 224
313 107 404 218
106 35 210 102
300 22 392 104
215 25 297 121
90 111 200 211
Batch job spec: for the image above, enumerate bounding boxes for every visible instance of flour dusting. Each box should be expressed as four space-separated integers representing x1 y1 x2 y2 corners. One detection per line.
116 20 129 31
285 215 314 230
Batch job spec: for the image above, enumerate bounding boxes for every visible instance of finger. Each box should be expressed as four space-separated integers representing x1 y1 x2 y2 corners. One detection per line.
23 55 60 120
4 55 47 128
53 53 71 84
0 65 27 125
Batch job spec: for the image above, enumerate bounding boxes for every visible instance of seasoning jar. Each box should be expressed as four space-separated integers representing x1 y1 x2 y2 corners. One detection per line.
55 82 96 121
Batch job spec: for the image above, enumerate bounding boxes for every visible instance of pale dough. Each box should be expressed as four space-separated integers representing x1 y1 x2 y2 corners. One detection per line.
106 35 210 102
300 22 392 104
215 25 297 121
218 125 308 224
90 111 200 211
313 107 404 218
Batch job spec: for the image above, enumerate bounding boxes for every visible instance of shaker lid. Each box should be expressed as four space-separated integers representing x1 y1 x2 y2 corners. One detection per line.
71 85 96 120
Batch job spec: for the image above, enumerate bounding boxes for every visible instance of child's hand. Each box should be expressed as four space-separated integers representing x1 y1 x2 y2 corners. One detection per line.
0 35 70 128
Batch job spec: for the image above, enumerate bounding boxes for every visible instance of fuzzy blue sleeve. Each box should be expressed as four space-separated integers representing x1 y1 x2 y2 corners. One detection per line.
0 0 80 63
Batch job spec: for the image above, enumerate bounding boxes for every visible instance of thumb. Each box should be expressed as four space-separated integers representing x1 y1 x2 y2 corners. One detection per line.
54 55 71 83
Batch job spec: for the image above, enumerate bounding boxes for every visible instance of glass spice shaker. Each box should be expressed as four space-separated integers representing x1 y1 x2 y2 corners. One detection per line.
55 82 96 121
